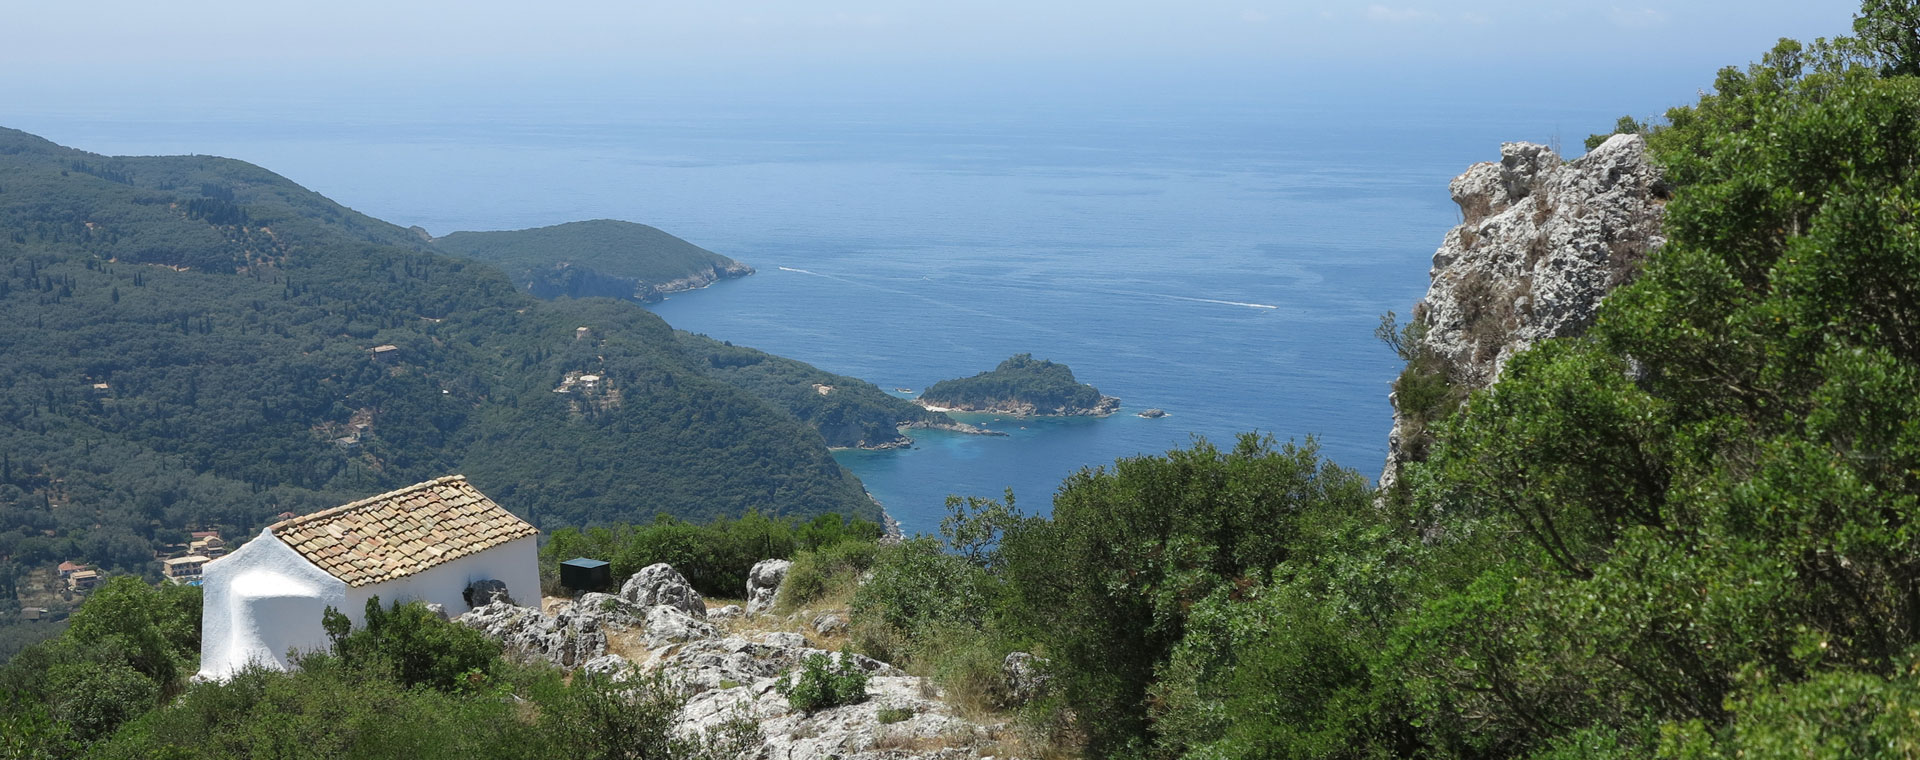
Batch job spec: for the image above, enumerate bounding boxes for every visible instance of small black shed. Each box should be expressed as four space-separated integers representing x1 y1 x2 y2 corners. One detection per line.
560 557 612 592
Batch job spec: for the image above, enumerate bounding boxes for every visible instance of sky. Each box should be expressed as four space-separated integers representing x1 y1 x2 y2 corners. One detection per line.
0 1 1863 110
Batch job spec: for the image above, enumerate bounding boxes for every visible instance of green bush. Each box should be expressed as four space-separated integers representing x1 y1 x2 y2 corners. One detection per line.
776 650 870 714
320 597 501 692
876 706 914 725
541 511 880 599
775 539 878 612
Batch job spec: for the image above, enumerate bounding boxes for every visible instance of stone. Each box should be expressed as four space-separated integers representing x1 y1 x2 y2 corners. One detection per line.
455 601 606 668
678 675 995 759
423 602 448 620
462 578 513 608
643 604 718 647
579 654 633 680
746 558 791 615
709 604 744 620
1003 652 1050 705
760 632 810 649
570 591 646 628
619 563 706 620
1381 134 1667 493
811 611 848 637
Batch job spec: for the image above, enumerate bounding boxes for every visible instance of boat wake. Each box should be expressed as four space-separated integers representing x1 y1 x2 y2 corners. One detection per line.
1155 294 1277 310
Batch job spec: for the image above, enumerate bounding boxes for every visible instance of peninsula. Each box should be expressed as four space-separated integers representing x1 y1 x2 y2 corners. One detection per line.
916 354 1120 416
434 219 753 303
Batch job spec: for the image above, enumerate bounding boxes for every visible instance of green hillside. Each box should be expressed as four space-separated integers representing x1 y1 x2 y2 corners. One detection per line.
677 332 956 448
434 219 751 302
0 127 874 607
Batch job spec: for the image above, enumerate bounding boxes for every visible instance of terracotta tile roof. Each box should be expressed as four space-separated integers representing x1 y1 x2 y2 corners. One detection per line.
268 475 536 587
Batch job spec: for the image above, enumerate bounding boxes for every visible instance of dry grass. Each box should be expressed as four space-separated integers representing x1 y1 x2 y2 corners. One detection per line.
703 588 857 653
866 731 967 752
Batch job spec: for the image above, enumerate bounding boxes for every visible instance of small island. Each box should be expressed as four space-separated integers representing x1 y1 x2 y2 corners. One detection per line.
916 354 1120 416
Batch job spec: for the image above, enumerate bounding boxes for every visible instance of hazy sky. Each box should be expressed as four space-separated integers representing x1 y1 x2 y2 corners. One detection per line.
2 2 1858 84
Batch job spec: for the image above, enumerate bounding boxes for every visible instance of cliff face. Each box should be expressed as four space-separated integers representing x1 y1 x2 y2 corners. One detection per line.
1381 134 1668 490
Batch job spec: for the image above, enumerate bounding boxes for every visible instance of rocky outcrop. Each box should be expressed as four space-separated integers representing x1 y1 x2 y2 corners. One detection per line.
455 600 608 668
1380 134 1667 491
523 260 753 304
1003 652 1050 705
746 559 791 616
621 563 708 620
457 562 1005 759
914 395 1121 417
679 673 994 760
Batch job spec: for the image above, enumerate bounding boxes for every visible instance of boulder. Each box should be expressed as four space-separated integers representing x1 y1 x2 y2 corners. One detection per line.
579 654 633 680
620 563 707 620
709 604 744 620
679 675 993 759
746 558 791 615
643 604 718 647
570 591 646 628
811 611 848 637
455 601 606 668
463 578 514 607
1004 651 1051 705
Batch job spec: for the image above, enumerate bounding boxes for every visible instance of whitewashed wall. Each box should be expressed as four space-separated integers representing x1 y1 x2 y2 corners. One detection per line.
343 536 540 620
196 528 347 681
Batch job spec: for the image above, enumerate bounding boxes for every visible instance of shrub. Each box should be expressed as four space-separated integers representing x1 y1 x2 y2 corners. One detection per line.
876 707 914 724
777 650 870 713
775 539 877 612
321 597 502 692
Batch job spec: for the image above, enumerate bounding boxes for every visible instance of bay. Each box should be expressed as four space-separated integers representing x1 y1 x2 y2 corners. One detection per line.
5 87 1667 536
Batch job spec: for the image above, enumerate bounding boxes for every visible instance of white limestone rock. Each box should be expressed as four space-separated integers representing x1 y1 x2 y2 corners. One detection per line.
620 563 707 620
811 611 849 637
1381 134 1667 492
643 604 718 647
746 558 791 616
1003 651 1050 705
455 601 606 668
678 675 996 760
709 604 744 620
579 653 633 680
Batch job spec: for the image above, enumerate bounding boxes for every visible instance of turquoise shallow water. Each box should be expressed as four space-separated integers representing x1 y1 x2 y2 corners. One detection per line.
4 88 1673 536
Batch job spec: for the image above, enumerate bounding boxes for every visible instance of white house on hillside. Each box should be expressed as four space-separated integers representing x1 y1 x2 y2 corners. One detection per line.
196 475 539 681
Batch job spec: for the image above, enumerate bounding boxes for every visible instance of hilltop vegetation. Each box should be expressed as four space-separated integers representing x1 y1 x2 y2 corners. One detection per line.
0 127 877 620
434 219 752 303
677 333 959 449
917 354 1118 416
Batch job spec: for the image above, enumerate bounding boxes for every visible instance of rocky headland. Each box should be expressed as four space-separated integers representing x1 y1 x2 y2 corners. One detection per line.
1379 133 1669 492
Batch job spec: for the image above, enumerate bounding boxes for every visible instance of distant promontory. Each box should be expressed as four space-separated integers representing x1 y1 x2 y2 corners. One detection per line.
916 354 1120 416
434 219 752 303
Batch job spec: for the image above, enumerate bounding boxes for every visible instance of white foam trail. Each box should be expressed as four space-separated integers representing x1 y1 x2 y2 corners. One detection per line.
1157 294 1278 310
1107 289 1277 310
777 266 821 276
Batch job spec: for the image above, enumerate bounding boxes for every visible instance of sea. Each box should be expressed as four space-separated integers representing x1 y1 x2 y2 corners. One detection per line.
3 73 1694 536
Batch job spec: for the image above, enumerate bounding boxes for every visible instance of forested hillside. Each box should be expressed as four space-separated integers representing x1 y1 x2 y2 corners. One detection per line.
918 354 1117 416
434 219 752 303
0 128 874 612
676 332 957 449
838 12 1920 758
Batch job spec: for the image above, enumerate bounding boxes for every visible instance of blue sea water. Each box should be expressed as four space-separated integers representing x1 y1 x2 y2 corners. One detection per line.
4 83 1684 536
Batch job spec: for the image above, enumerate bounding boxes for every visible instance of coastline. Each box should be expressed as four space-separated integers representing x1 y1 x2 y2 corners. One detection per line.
913 395 1122 418
825 419 1009 453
